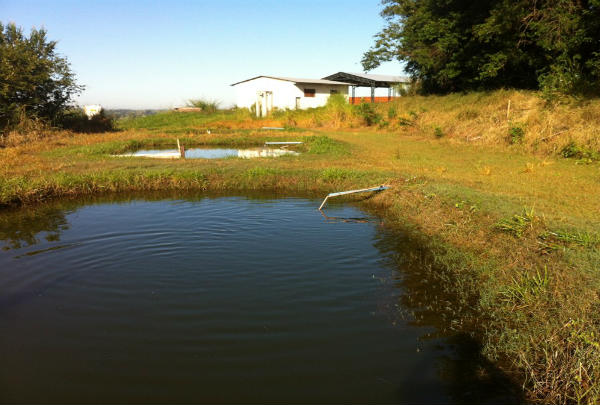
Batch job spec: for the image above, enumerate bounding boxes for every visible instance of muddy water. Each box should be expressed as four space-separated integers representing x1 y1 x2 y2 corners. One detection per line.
0 195 520 403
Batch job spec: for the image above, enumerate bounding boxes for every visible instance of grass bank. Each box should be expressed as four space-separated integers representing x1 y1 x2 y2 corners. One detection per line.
2 91 600 403
146 90 600 162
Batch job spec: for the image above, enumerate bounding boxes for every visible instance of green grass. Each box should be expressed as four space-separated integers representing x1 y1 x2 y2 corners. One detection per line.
500 267 549 305
542 229 600 248
117 109 251 132
304 135 350 155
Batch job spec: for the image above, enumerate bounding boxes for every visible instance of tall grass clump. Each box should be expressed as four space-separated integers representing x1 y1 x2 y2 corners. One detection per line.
354 102 382 126
495 208 538 238
186 98 221 114
508 124 525 144
323 94 354 128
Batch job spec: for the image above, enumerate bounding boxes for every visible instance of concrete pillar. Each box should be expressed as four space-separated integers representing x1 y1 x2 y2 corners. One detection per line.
258 91 266 117
370 86 375 103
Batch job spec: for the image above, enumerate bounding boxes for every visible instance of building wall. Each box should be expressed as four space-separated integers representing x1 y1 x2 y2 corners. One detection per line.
294 83 348 109
233 77 348 111
349 96 402 104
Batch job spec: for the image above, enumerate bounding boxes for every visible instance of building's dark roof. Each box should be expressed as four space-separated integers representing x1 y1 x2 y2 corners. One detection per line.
231 75 351 86
322 72 410 87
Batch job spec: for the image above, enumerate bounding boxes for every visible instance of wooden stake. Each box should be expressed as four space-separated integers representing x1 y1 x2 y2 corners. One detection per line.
176 138 185 158
506 100 511 120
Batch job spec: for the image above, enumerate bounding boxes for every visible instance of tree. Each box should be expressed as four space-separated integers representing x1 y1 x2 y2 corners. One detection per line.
0 22 83 129
362 0 600 96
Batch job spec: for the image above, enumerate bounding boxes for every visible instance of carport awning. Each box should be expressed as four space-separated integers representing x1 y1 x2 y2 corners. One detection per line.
321 72 410 88
231 75 351 86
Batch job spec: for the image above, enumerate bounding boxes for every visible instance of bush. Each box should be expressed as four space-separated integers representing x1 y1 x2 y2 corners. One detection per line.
59 109 115 133
0 107 49 147
508 125 525 144
560 141 600 161
325 93 349 109
354 102 381 126
186 98 221 114
387 105 398 119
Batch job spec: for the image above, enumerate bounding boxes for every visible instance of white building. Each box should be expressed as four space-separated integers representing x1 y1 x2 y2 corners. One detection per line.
83 105 103 119
231 76 350 117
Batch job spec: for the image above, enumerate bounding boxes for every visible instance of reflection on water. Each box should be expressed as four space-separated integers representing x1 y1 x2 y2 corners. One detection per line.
0 205 70 249
319 209 372 224
371 226 522 404
0 194 521 404
115 147 299 159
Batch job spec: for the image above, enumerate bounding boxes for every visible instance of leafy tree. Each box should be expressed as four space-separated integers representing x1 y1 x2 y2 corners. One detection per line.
363 0 600 96
0 22 83 129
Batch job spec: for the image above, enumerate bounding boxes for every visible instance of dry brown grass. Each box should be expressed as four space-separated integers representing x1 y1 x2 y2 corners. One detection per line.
203 90 600 159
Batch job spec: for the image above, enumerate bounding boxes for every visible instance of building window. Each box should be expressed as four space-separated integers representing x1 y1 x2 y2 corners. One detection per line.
304 88 316 97
330 89 338 94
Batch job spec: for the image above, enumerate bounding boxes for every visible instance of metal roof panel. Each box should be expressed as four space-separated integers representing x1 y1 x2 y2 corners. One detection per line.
231 75 351 86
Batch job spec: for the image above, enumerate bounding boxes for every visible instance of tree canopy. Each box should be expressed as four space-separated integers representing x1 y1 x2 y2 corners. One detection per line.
0 22 82 129
362 0 600 96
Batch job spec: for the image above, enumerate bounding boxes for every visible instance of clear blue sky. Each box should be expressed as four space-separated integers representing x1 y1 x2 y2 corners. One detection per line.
2 0 404 109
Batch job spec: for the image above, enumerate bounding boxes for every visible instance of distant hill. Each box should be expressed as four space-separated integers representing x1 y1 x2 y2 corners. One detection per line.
105 109 166 119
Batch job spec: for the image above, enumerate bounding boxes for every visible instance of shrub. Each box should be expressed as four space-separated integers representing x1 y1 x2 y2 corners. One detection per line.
0 107 49 147
433 126 444 138
186 98 221 114
560 142 600 161
387 105 398 119
561 142 581 158
324 94 353 127
59 109 115 133
508 125 525 144
354 103 381 126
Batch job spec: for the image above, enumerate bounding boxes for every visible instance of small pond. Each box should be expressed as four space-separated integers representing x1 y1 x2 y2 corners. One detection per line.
0 195 520 403
116 147 299 159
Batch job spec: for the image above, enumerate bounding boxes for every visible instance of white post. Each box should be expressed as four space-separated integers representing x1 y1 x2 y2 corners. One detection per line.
256 92 261 118
261 92 267 117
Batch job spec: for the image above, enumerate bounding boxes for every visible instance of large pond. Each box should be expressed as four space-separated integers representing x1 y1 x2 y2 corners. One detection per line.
0 195 520 403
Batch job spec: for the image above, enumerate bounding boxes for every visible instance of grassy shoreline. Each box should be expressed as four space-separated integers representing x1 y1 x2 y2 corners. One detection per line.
2 94 600 403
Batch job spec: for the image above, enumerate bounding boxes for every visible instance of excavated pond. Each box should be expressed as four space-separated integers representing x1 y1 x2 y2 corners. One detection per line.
0 194 520 403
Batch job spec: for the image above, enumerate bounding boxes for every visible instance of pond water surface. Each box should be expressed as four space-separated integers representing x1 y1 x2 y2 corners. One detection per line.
118 147 299 159
0 195 520 404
